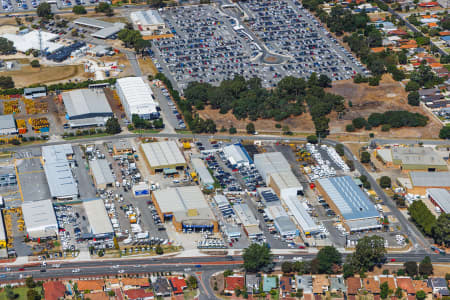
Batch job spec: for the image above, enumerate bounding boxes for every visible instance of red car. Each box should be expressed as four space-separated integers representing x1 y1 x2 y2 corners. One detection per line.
390 258 396 262
18 268 25 271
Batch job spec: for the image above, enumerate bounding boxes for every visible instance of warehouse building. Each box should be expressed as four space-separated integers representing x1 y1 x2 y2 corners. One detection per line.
89 159 114 189
83 198 114 239
283 195 320 236
0 211 6 248
405 171 450 194
317 176 381 232
22 199 58 239
112 139 133 155
0 115 17 135
141 141 186 173
257 187 281 207
191 157 215 188
268 171 303 199
152 186 218 232
377 147 448 172
234 203 262 238
254 152 291 184
62 89 113 128
426 188 450 214
24 87 47 99
264 205 298 237
42 144 78 200
223 144 252 167
130 10 166 35
74 17 125 39
116 77 159 120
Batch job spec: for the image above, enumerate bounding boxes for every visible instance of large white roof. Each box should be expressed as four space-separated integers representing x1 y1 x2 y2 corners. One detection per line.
254 152 291 183
62 89 112 118
2 31 63 53
83 199 113 235
141 141 186 168
130 9 164 26
116 77 157 116
283 195 320 234
22 200 58 238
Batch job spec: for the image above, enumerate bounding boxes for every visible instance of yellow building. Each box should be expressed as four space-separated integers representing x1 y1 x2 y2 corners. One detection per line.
0 211 7 248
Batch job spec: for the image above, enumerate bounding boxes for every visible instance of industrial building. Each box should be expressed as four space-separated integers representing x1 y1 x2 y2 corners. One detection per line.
377 147 448 172
132 182 150 197
42 144 78 200
112 139 133 155
130 10 166 35
317 176 381 232
0 211 6 248
1 31 63 53
234 203 262 238
116 77 159 120
24 87 47 99
257 187 282 206
83 199 114 238
89 159 114 189
74 17 125 39
223 144 252 167
264 205 298 237
268 171 303 199
191 157 215 188
152 186 218 232
62 89 113 128
283 196 320 236
426 188 450 214
0 115 17 135
141 141 186 173
254 152 291 184
22 199 58 239
404 171 450 194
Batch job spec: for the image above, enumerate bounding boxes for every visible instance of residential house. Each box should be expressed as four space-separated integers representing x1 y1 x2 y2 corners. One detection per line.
397 277 416 295
263 276 278 293
152 277 172 297
169 277 187 295
428 278 450 297
280 276 294 298
124 289 155 300
330 276 347 294
347 278 362 295
413 280 432 294
313 275 329 294
224 275 245 295
246 274 260 294
106 279 121 290
418 87 440 97
363 278 381 294
84 292 110 300
296 275 313 294
380 276 397 291
122 278 151 290
76 280 105 293
43 281 66 300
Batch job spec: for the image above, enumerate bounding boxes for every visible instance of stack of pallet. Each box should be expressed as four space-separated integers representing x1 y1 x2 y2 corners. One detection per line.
3 100 20 114
16 119 27 134
28 117 49 132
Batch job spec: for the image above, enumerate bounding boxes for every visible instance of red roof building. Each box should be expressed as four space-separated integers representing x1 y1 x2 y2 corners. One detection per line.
397 277 416 295
418 1 439 7
224 276 245 294
388 29 408 36
169 277 187 295
347 278 362 295
43 281 66 300
124 289 155 300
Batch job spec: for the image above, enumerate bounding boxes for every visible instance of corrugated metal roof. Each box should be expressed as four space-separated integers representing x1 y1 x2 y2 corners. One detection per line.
318 176 379 221
191 158 214 185
83 198 113 235
0 114 16 130
22 200 58 238
223 144 251 166
269 171 302 191
0 211 6 242
274 216 298 236
42 145 77 198
141 141 186 168
283 195 320 234
392 147 447 167
410 171 450 187
89 159 114 187
74 17 113 29
62 89 112 118
427 188 450 213
234 203 259 227
116 77 157 117
130 9 164 26
254 152 291 183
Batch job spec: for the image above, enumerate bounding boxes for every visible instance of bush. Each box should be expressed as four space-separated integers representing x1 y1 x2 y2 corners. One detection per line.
229 126 237 134
368 76 380 86
408 91 420 106
307 135 318 144
439 126 450 139
352 117 366 129
405 80 420 91
72 5 87 14
346 124 355 132
335 144 345 156
379 176 391 188
381 124 391 132
360 151 371 163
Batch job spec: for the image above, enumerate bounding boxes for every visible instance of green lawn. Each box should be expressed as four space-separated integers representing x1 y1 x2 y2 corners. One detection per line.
62 132 112 140
0 287 42 300
131 129 162 134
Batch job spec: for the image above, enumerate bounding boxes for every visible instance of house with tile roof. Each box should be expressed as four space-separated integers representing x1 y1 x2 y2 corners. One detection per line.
280 276 294 297
296 275 313 294
124 289 155 300
169 277 187 295
380 276 397 291
347 278 362 295
84 292 109 300
413 280 432 294
152 277 172 297
122 278 151 290
313 275 329 294
397 277 416 295
246 274 260 294
76 280 105 293
224 275 245 295
428 278 449 297
363 278 380 294
43 281 66 300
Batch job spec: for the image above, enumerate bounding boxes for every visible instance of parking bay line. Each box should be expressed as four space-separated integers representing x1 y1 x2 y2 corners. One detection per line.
17 170 44 175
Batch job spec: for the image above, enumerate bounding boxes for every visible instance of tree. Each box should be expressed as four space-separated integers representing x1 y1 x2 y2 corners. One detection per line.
433 213 450 247
379 176 391 188
395 287 403 299
26 277 36 288
419 256 433 276
27 289 40 300
351 236 386 272
316 246 342 274
318 74 331 87
72 5 87 14
281 261 294 274
352 117 366 129
5 287 17 300
229 126 237 134
405 81 420 92
408 91 420 106
346 124 355 132
360 151 371 163
105 117 121 134
380 281 390 299
186 275 198 289
404 261 418 276
95 2 113 15
439 126 450 139
409 200 436 236
37 2 52 18
150 0 164 7
335 144 344 156
246 122 255 134
243 243 273 273
0 76 15 89
155 245 164 255
307 135 318 144
30 60 40 68
0 37 15 55
416 290 426 300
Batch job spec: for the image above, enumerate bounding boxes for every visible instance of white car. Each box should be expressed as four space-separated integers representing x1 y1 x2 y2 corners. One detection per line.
72 268 80 273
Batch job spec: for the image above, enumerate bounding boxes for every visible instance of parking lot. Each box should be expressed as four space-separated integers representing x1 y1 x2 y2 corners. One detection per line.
1 0 103 13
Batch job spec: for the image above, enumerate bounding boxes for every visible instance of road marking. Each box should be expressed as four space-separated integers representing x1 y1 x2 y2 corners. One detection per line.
17 170 44 175
195 272 210 298
13 159 24 202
